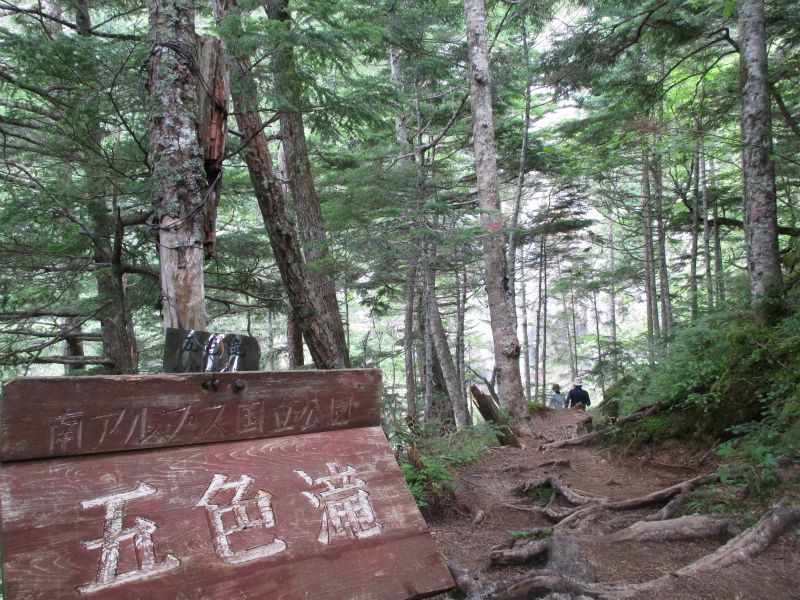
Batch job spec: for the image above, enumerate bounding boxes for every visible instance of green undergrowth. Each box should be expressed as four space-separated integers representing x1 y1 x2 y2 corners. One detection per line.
507 528 553 540
599 293 800 469
396 421 500 514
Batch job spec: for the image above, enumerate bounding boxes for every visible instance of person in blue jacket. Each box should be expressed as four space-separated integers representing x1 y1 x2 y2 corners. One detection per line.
548 384 565 409
566 377 591 409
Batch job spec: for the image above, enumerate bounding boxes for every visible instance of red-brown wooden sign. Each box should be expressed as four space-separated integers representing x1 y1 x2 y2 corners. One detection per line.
0 370 454 600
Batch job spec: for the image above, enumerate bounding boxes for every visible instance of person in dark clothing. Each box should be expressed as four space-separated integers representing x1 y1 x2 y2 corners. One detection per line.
566 377 590 409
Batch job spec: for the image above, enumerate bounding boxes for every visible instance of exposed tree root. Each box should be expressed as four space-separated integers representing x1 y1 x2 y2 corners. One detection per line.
556 473 714 529
671 502 800 574
578 515 734 544
644 485 691 521
515 475 606 508
488 569 601 600
482 503 800 600
490 538 550 565
446 561 485 600
539 458 571 469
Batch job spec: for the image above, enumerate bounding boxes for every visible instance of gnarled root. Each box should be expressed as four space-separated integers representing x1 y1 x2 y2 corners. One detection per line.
579 515 734 544
493 503 800 600
488 570 602 600
672 502 800 574
490 538 550 565
447 561 485 600
515 475 606 508
556 473 714 529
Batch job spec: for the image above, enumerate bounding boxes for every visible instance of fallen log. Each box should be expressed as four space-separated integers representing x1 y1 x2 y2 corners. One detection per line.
470 385 523 448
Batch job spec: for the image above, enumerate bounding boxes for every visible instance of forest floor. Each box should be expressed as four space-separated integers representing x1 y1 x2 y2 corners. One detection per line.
427 408 800 600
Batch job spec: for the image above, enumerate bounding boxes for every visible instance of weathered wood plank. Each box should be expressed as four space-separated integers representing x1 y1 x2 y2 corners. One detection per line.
0 426 454 600
1 370 382 461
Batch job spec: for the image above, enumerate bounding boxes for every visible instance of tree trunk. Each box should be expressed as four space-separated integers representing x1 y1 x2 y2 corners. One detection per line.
195 34 229 260
507 21 532 326
424 254 468 429
61 317 85 374
690 142 700 323
266 0 350 367
148 0 208 332
469 385 523 448
519 254 531 403
287 310 304 368
642 148 659 364
212 0 348 369
404 261 418 424
389 44 410 154
608 222 619 384
592 290 605 396
540 236 548 402
653 108 672 338
456 261 471 425
93 207 139 374
463 0 525 418
738 0 784 318
533 234 545 402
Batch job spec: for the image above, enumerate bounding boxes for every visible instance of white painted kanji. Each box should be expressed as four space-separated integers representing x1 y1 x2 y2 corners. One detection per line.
77 482 180 595
195 473 287 564
294 462 383 544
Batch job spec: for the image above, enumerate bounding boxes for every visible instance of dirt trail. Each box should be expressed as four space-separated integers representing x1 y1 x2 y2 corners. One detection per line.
429 408 800 600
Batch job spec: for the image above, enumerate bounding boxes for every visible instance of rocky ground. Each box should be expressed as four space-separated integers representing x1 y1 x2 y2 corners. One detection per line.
426 408 800 600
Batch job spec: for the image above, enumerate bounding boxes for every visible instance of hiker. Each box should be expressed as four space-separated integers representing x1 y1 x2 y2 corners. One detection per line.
567 377 591 410
548 383 565 409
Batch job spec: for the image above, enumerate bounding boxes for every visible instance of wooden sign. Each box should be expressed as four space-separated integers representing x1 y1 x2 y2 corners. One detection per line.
0 370 454 600
1 370 382 461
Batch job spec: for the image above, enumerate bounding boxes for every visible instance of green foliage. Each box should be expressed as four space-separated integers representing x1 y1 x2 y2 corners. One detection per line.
397 421 499 511
533 487 551 505
527 401 548 413
507 528 552 540
400 458 455 509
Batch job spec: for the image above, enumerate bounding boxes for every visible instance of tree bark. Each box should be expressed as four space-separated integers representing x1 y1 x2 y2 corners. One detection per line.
642 148 659 364
608 222 619 384
653 104 672 337
266 0 350 367
424 249 468 429
519 255 531 403
212 0 348 368
404 261 418 424
463 0 525 418
148 0 208 331
738 0 784 317
469 385 523 448
286 310 304 368
507 21 532 327
195 34 229 260
690 141 700 323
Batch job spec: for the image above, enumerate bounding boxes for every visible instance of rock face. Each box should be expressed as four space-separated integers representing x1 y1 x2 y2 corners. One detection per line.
546 530 596 584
